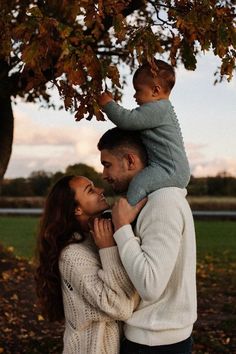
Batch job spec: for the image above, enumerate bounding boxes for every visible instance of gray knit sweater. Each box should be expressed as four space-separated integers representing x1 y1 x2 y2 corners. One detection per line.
104 99 190 205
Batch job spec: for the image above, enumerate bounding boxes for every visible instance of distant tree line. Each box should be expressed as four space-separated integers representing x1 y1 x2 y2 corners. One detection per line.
1 164 114 197
1 166 236 197
188 172 236 196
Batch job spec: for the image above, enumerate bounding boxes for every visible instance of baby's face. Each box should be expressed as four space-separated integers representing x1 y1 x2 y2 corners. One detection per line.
133 78 156 106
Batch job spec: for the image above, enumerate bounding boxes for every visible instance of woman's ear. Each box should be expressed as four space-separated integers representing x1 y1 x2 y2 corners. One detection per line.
75 206 83 216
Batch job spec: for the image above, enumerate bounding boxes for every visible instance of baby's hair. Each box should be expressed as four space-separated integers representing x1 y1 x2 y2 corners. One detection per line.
133 59 175 93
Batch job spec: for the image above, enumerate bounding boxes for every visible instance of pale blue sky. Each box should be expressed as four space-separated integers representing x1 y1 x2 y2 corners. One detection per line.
6 52 236 178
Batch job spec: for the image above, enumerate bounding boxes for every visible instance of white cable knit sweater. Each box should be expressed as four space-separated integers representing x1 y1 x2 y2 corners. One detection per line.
114 187 197 346
59 235 138 354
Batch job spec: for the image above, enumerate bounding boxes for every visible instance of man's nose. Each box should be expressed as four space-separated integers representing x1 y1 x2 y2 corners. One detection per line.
102 169 108 180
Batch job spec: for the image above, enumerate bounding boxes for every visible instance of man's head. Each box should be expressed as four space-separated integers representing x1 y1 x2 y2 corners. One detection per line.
97 128 147 194
133 59 175 105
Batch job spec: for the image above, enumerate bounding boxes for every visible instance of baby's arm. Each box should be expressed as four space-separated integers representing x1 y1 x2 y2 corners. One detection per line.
98 94 167 130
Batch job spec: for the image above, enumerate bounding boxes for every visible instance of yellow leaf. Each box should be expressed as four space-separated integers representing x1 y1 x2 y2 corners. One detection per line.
2 272 10 281
10 294 18 301
37 314 44 321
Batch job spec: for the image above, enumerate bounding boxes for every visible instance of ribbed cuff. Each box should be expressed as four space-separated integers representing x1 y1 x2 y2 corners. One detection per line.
99 246 121 270
103 100 117 114
113 224 136 249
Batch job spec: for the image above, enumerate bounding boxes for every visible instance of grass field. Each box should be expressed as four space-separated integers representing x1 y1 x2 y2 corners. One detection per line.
1 216 236 353
0 216 39 259
0 216 235 261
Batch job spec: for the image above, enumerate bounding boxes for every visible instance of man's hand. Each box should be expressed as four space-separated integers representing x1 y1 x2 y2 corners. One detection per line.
97 91 113 108
91 218 115 249
112 197 147 232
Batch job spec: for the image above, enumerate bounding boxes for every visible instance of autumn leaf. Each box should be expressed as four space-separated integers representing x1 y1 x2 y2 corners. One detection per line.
93 102 105 121
107 65 120 87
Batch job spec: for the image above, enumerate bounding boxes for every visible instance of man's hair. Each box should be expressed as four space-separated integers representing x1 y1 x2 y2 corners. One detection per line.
97 128 147 165
133 59 175 93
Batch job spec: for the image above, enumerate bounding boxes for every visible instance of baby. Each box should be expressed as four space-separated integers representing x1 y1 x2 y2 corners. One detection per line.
98 59 190 205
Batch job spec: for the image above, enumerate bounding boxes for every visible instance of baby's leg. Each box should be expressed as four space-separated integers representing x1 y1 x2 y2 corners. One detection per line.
127 165 171 206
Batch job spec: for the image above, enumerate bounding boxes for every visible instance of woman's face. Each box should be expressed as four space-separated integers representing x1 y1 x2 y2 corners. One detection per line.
69 176 109 218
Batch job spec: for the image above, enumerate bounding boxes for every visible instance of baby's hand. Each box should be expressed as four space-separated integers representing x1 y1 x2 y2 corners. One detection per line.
91 218 115 249
97 91 113 108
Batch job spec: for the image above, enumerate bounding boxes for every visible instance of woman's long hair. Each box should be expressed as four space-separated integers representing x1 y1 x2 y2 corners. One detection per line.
35 175 83 322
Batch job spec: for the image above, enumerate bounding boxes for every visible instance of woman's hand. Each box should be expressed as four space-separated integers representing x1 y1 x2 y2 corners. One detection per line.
91 218 115 249
112 197 147 232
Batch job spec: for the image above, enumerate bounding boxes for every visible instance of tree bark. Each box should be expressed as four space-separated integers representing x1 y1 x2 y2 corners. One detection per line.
0 96 14 182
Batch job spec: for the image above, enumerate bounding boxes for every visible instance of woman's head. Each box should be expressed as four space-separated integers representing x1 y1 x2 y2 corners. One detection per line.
35 175 109 321
71 176 109 223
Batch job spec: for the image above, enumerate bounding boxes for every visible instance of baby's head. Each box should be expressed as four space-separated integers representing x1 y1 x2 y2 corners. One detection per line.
133 59 175 105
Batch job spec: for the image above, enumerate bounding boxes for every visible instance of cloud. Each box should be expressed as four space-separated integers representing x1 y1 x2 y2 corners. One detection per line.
185 143 236 177
5 111 105 177
5 110 236 178
185 142 207 162
191 157 236 177
14 111 98 145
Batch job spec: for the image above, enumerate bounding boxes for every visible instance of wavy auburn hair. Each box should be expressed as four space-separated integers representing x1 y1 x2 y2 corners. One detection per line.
35 175 83 322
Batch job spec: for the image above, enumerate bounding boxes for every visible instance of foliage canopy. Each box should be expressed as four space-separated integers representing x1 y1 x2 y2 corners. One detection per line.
1 0 235 121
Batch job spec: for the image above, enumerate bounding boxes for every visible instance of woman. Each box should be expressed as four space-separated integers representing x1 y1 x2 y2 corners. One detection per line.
35 175 139 354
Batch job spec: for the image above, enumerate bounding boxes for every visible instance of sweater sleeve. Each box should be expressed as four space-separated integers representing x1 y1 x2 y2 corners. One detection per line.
60 245 138 321
103 100 167 130
113 199 183 302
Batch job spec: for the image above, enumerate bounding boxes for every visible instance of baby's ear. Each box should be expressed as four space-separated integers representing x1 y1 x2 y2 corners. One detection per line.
153 84 161 96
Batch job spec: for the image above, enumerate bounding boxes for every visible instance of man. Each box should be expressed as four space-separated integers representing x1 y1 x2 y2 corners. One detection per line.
97 128 197 354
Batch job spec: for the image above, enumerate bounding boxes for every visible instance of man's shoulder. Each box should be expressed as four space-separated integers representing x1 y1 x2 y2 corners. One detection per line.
148 187 187 201
137 188 187 217
136 188 190 228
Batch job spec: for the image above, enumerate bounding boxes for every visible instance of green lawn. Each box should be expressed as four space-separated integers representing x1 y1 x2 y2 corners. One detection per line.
0 216 39 259
0 216 235 261
195 220 236 262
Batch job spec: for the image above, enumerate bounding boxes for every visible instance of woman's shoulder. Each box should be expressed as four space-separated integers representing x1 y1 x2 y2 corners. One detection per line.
59 239 99 268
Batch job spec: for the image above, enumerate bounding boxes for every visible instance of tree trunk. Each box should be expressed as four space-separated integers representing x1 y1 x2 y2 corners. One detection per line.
0 96 14 181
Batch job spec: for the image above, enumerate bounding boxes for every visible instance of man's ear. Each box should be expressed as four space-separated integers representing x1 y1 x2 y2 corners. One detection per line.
125 153 136 170
75 206 83 216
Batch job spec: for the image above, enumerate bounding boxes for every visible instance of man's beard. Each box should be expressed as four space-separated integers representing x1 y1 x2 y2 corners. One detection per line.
112 178 129 194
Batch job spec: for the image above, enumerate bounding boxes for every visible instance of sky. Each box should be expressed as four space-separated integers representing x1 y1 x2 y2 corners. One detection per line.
5 52 236 179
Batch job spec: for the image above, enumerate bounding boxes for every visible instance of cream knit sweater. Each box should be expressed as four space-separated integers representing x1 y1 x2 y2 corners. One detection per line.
114 187 197 346
59 235 138 354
